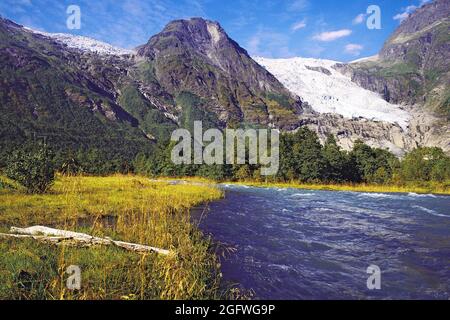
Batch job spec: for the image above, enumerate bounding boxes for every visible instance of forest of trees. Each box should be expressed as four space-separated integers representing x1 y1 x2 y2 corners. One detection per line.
2 127 450 186
132 127 450 185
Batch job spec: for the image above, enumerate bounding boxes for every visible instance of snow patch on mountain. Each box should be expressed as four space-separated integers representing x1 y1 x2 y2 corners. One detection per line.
254 57 410 130
25 28 134 56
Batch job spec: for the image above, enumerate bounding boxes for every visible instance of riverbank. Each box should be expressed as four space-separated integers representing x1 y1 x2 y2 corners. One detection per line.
0 175 224 300
224 180 450 195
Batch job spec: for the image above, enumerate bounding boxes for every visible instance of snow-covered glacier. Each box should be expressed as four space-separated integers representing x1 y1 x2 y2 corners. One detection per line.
25 28 135 56
254 57 410 130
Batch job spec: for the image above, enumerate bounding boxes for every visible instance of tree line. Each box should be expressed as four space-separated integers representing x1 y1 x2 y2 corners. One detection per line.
2 127 449 193
134 127 450 185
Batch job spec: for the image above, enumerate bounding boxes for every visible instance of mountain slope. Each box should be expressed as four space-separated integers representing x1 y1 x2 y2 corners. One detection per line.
0 17 307 167
136 18 304 129
339 0 450 119
1 11 448 165
0 17 156 167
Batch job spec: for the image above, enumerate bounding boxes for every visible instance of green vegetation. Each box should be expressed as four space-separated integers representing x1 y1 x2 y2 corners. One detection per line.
0 175 19 191
0 21 155 171
398 147 450 183
134 128 450 194
5 145 55 194
177 91 220 131
118 84 177 143
374 62 420 78
2 125 448 193
0 175 224 299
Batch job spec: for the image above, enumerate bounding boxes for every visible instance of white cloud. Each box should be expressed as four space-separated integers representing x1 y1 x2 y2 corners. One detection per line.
291 19 306 31
393 12 410 22
352 13 365 25
393 5 418 22
344 43 363 56
313 29 352 42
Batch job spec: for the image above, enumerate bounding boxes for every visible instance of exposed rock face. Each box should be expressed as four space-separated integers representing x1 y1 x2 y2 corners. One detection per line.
305 65 332 76
334 0 450 153
337 0 449 117
301 107 450 156
300 113 416 155
136 18 304 129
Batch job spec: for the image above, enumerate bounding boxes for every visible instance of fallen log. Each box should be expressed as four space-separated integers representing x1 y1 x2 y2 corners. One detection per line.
1 226 170 255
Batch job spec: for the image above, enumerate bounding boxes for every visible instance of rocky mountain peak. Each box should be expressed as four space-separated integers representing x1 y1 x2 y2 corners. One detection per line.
392 0 449 34
137 18 240 58
380 0 450 61
135 17 303 129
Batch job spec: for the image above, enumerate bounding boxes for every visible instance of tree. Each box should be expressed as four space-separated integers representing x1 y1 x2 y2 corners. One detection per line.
291 128 326 182
234 165 252 180
197 164 227 180
400 147 450 182
277 133 297 180
322 135 348 182
6 145 55 194
349 140 397 183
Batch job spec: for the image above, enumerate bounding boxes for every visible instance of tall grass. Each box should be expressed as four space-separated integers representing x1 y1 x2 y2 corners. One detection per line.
0 175 224 300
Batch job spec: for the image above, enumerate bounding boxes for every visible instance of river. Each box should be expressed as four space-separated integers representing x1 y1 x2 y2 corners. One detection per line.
197 185 450 300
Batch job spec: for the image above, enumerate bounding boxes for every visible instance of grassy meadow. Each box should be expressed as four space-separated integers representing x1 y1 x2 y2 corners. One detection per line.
0 174 224 300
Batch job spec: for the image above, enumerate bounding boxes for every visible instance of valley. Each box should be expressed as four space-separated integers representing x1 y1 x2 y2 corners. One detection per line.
0 0 449 302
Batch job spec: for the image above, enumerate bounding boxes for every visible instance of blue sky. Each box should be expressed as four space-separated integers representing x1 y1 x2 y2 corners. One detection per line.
0 0 432 62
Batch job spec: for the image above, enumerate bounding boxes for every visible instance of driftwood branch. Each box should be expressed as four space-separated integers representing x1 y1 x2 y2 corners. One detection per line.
1 226 170 255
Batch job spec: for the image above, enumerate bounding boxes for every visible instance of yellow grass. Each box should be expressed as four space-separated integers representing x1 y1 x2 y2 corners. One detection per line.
0 174 224 300
0 174 222 226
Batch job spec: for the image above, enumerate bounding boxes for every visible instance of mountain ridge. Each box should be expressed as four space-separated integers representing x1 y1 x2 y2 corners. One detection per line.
135 17 305 129
0 8 448 164
339 0 449 118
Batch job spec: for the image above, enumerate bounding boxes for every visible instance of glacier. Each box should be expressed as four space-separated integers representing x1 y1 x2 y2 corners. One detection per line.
25 28 135 56
254 57 410 130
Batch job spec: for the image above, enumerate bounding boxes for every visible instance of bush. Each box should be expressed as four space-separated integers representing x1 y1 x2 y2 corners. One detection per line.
5 146 55 194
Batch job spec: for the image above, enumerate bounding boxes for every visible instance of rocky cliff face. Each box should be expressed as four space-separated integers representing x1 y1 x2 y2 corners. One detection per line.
333 0 449 153
136 18 304 129
337 0 449 119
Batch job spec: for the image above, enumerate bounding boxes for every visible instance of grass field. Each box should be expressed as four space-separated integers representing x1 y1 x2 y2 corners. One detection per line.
0 175 224 300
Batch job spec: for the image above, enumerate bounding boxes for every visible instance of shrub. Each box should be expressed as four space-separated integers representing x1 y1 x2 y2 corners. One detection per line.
5 146 55 194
